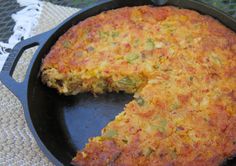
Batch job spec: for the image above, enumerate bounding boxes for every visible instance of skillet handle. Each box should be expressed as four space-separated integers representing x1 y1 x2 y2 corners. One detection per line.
0 30 52 99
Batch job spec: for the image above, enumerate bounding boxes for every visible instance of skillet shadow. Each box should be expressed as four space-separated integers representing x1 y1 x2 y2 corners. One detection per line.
56 91 133 151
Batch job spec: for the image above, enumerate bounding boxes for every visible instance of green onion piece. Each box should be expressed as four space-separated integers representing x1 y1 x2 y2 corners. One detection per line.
103 130 118 138
99 31 109 38
162 23 176 32
171 103 180 110
118 77 136 87
135 96 145 106
150 119 168 133
212 56 222 65
189 76 194 81
143 147 154 157
134 39 140 46
145 38 155 50
160 119 168 127
150 124 160 131
126 53 140 63
154 64 160 69
97 81 107 89
170 148 177 159
186 35 193 42
63 40 71 48
153 115 160 120
112 31 119 38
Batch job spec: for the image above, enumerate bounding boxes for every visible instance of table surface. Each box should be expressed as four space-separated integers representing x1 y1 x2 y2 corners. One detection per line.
0 0 235 45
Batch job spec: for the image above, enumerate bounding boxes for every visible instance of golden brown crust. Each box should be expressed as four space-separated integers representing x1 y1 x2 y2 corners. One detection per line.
41 6 236 166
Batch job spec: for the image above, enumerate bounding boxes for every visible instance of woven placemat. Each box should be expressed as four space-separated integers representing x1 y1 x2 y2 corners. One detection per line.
0 2 79 165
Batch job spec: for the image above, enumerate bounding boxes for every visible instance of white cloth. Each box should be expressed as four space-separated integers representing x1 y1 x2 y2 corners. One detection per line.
0 0 42 71
0 1 79 165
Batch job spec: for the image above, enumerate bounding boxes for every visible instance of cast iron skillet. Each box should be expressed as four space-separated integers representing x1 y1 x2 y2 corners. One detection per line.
0 0 236 165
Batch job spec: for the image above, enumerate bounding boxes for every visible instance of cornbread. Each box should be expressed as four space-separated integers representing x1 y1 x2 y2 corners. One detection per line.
41 6 236 166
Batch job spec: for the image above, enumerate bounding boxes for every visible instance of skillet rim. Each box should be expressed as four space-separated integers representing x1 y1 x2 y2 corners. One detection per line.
9 0 236 165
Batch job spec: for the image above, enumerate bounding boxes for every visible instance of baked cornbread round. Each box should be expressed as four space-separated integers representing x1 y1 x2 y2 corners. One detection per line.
41 6 236 166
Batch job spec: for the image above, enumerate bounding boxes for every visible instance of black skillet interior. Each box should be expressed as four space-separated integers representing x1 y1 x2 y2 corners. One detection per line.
20 0 236 165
